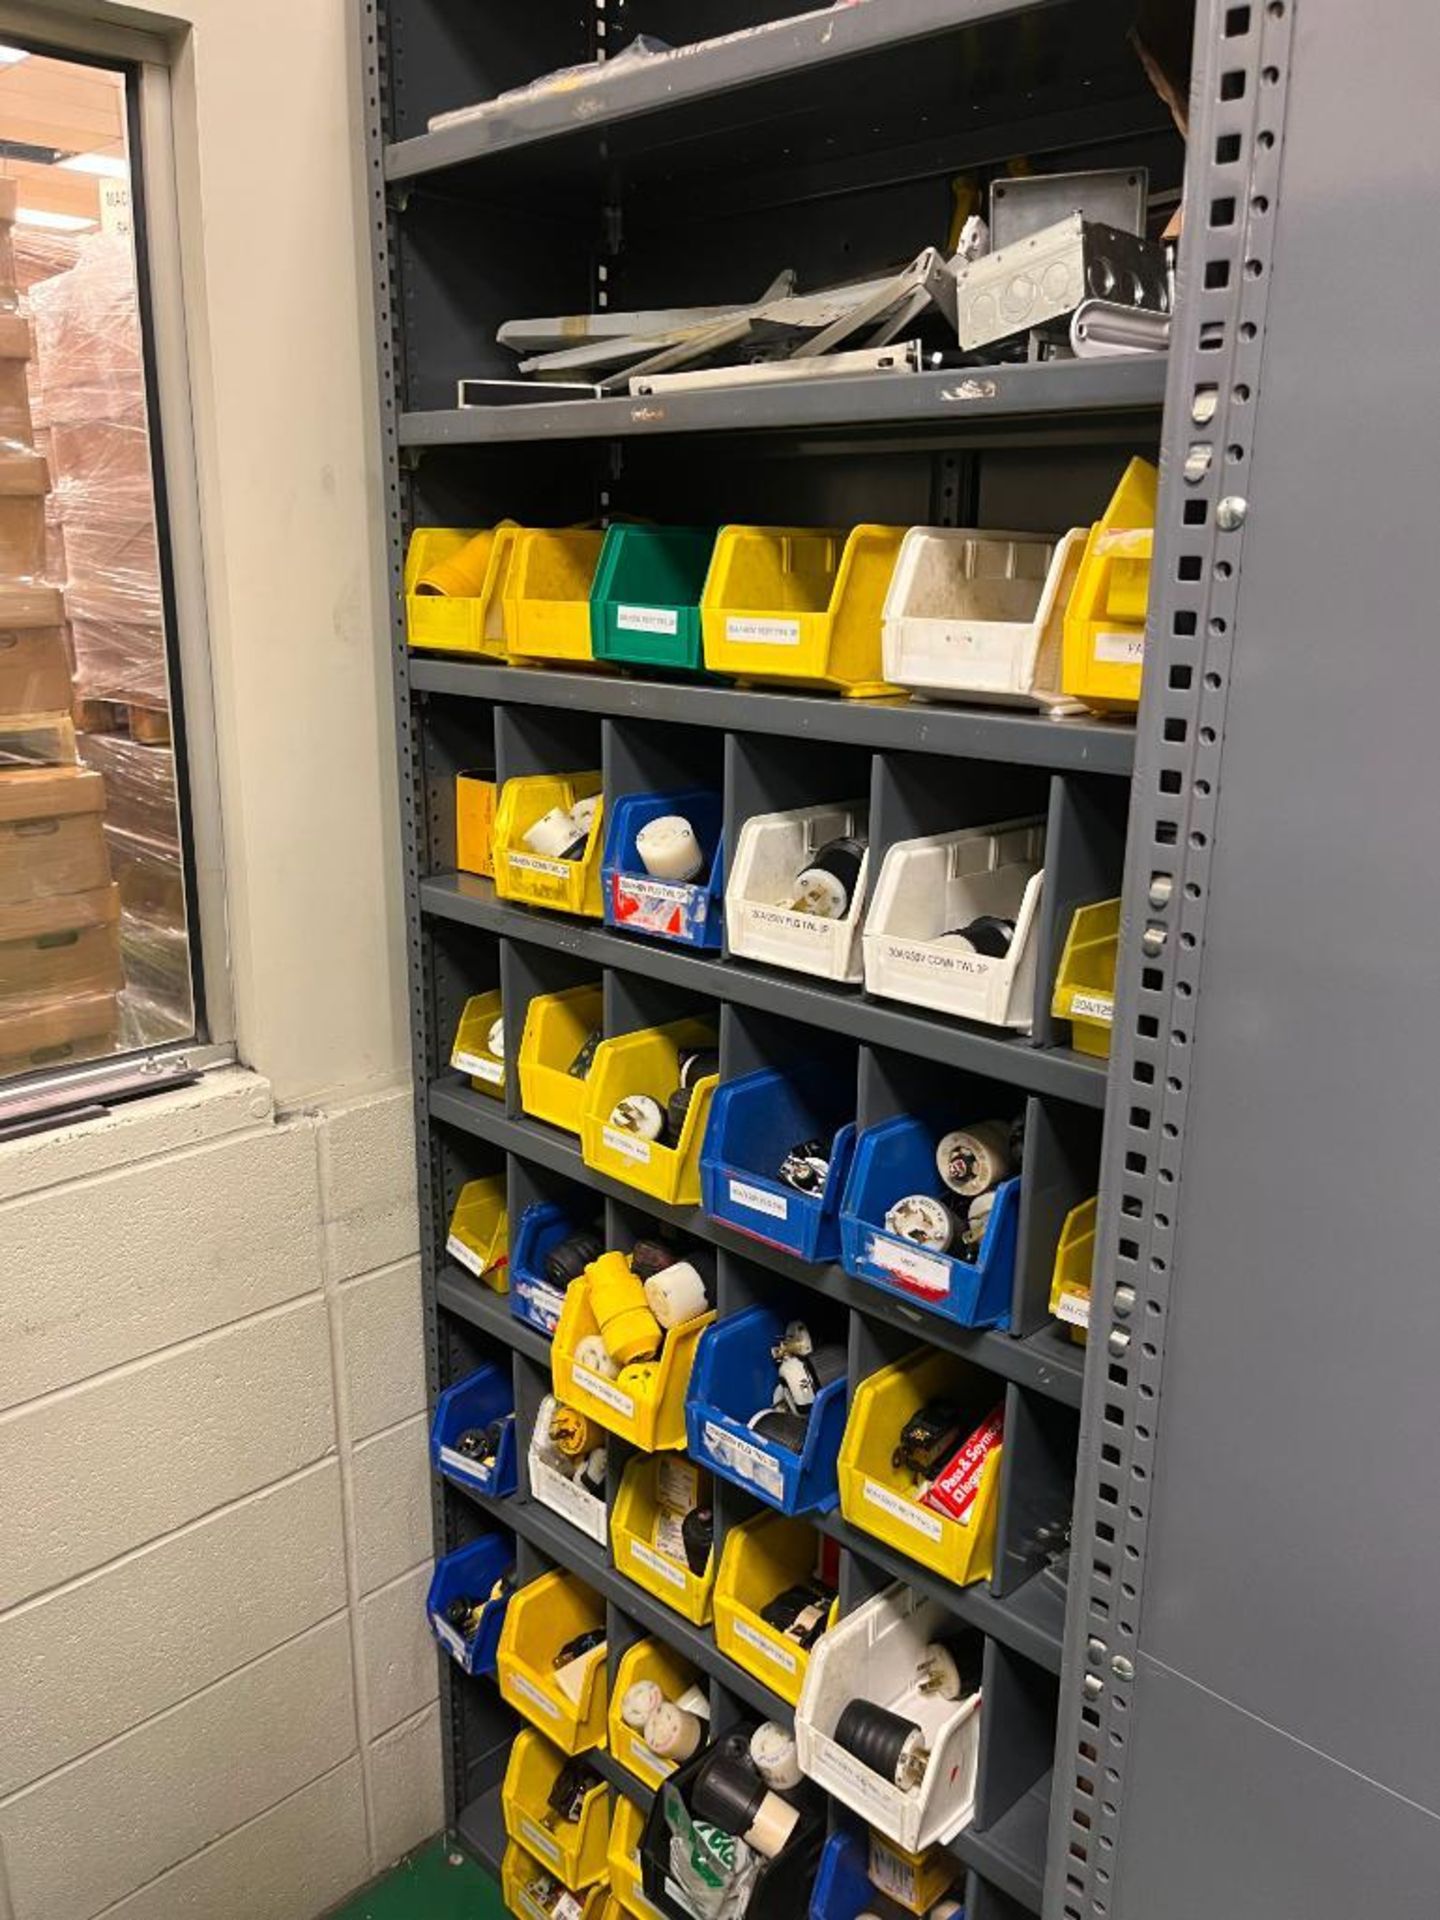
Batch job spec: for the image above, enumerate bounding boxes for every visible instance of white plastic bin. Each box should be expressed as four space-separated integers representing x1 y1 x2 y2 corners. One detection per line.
863 816 1045 1028
881 526 1088 712
725 802 870 984
795 1583 980 1849
527 1422 609 1547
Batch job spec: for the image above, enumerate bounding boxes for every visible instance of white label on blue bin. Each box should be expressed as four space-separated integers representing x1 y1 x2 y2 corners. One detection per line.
603 1125 653 1165
703 1420 785 1500
519 1818 562 1864
574 1364 636 1419
440 1445 491 1487
1094 630 1145 664
617 605 680 636
868 1233 949 1299
433 1615 468 1664
732 1616 798 1674
446 1232 485 1276
508 1670 563 1721
519 1278 565 1332
1069 991 1114 1024
628 1539 688 1591
508 851 571 879
862 1477 943 1541
727 615 801 647
728 1179 788 1221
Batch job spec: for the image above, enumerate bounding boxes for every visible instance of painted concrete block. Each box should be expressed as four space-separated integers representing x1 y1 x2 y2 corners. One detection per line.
338 1257 424 1443
0 1616 357 1920
0 1301 336 1610
350 1413 430 1598
0 1462 346 1795
94 1760 368 1920
358 1561 438 1738
318 1087 418 1282
1 1120 322 1412
367 1703 444 1871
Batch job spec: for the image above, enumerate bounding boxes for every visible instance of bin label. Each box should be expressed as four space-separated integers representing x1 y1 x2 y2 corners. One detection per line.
1094 630 1145 665
726 615 801 647
867 1233 950 1299
433 1615 469 1664
882 938 992 978
515 1277 567 1334
820 1738 901 1824
439 1444 492 1487
603 1125 653 1165
628 1731 671 1779
574 1364 636 1419
613 873 700 938
703 1420 785 1500
1068 991 1114 1024
508 851 572 879
532 1456 609 1542
446 1232 486 1276
1054 1287 1091 1329
728 1179 788 1221
862 1476 943 1541
552 1894 583 1920
453 1051 504 1084
508 1670 563 1721
731 1616 798 1674
617 605 680 636
519 1818 561 1864
628 1538 688 1592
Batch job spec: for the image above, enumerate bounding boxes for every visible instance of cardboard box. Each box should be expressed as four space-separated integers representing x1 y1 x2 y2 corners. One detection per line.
0 447 49 580
0 586 70 717
0 882 122 1001
0 987 119 1075
0 766 111 904
456 771 496 879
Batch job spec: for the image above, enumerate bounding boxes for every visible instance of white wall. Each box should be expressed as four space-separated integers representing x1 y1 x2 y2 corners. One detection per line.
0 0 437 1914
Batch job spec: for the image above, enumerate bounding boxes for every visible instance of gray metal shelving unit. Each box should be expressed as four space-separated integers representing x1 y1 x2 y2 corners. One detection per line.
362 3 1436 1916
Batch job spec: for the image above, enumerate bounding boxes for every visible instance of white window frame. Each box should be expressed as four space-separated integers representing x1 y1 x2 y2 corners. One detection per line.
0 3 234 1129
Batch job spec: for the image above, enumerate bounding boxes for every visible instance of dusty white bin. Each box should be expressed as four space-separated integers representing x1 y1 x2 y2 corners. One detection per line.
795 1582 980 1849
863 816 1045 1028
725 802 870 984
881 526 1088 712
527 1403 609 1547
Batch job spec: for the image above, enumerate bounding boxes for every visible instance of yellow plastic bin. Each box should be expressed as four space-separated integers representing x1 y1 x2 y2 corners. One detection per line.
494 773 606 918
1061 457 1157 713
607 1639 704 1792
497 1570 609 1755
404 523 516 658
1051 897 1120 1058
1049 1194 1097 1342
502 1842 610 1920
580 1019 719 1206
608 1793 664 1920
519 983 605 1135
445 1174 509 1291
610 1454 716 1626
503 528 607 667
700 524 907 698
713 1511 837 1708
451 988 506 1095
866 1832 962 1915
552 1264 713 1451
837 1349 1003 1588
502 1728 612 1889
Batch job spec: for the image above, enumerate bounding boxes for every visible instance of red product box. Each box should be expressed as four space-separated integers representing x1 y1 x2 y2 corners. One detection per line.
922 1403 1005 1526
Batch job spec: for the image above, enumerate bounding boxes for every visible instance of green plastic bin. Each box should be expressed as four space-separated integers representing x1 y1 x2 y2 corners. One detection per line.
589 525 717 673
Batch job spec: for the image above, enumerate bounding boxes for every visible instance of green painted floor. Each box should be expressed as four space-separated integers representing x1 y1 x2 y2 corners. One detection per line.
328 1838 507 1920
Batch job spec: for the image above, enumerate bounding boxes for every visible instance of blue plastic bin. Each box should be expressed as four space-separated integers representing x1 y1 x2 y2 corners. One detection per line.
838 1115 1019 1329
811 1832 959 1920
686 1302 847 1516
426 1531 515 1676
510 1201 591 1339
700 1067 856 1263
601 790 725 950
430 1363 518 1499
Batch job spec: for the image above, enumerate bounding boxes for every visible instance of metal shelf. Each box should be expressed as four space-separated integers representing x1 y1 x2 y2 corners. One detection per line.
383 0 1141 185
400 357 1166 451
428 1079 1084 1406
955 1775 1050 1914
436 1263 555 1367
421 875 1109 1109
454 1782 506 1878
409 662 1135 775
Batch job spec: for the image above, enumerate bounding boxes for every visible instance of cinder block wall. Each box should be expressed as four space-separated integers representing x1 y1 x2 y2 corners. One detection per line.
0 1072 438 1920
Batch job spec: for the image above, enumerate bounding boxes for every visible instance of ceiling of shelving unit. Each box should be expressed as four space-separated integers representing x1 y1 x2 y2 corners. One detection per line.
0 44 127 233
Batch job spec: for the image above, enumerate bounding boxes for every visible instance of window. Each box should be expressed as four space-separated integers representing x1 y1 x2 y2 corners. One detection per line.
0 26 227 1126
